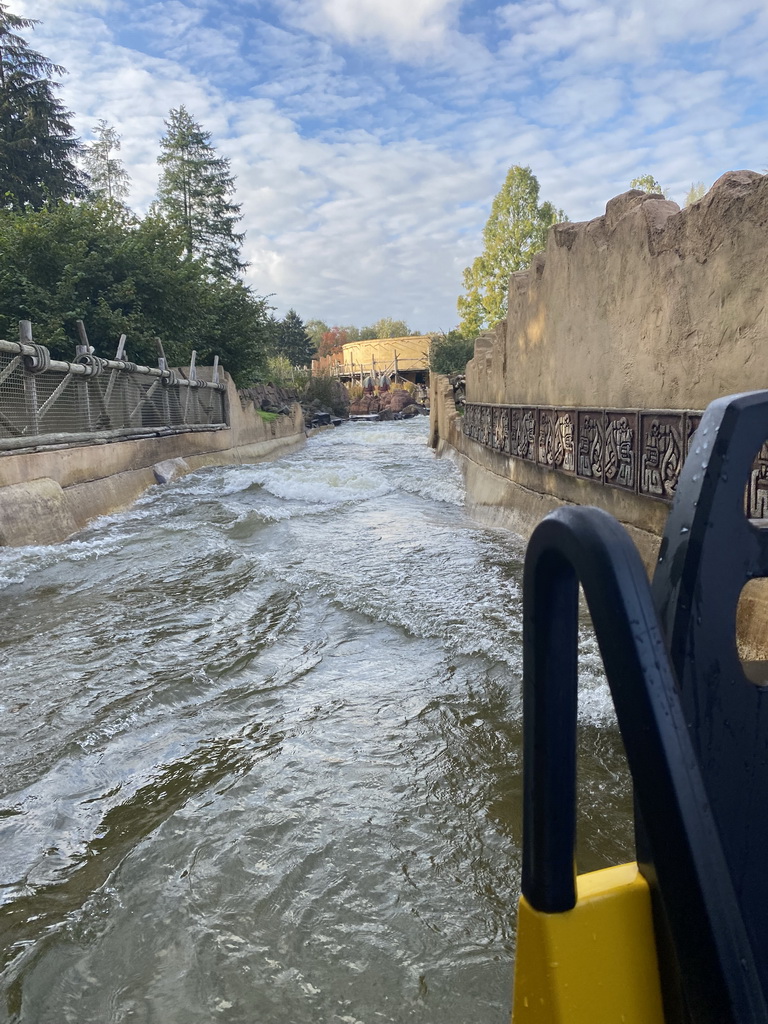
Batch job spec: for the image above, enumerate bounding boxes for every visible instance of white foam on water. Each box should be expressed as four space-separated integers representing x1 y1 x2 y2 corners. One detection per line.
252 461 392 505
576 630 615 725
0 533 124 587
394 461 465 506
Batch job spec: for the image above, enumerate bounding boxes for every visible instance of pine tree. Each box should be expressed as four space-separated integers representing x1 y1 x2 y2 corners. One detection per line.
0 3 83 207
276 310 314 367
82 119 130 205
156 106 245 279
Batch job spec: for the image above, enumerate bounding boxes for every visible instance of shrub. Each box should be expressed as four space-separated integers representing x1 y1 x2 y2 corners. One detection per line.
265 355 310 390
429 331 475 375
304 372 349 416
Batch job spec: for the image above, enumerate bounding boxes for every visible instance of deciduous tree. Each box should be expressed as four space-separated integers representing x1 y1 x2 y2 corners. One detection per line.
361 317 413 339
429 330 474 375
0 199 270 384
457 165 564 336
317 326 348 357
304 319 329 351
629 174 670 198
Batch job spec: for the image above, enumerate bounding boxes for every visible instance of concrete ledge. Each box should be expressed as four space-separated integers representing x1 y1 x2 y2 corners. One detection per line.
0 429 306 547
0 478 80 547
442 438 661 573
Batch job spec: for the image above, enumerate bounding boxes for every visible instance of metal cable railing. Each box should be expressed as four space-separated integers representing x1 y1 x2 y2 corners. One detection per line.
0 322 227 452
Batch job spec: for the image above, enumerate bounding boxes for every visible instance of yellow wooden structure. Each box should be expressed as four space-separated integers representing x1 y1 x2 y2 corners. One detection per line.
313 336 430 382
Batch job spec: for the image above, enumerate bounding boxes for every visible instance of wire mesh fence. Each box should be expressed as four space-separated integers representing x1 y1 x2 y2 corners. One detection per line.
0 328 227 452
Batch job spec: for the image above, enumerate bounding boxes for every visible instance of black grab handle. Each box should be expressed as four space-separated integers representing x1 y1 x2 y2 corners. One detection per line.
652 392 768 973
521 503 767 1024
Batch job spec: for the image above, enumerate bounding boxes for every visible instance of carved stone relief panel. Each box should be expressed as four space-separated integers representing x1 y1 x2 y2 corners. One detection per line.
493 407 510 452
576 411 604 483
479 405 493 447
747 441 768 519
461 403 729 511
640 413 684 502
510 407 537 460
537 409 557 468
553 410 576 473
684 413 701 459
604 412 638 492
462 404 477 440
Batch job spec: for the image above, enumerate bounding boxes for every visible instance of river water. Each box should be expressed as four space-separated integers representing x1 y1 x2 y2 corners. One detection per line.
0 419 633 1024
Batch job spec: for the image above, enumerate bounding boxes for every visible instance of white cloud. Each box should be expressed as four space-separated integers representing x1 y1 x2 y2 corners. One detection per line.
8 0 768 330
281 0 462 57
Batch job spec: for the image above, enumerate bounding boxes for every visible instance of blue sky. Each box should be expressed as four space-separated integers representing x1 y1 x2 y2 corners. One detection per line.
16 0 768 332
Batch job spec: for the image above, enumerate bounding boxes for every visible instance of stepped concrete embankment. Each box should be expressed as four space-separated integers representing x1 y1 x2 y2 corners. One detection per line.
0 374 305 546
431 172 768 657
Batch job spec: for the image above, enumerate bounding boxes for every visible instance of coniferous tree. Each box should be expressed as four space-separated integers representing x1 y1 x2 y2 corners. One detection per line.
276 310 314 367
156 106 245 279
0 3 83 207
82 119 130 205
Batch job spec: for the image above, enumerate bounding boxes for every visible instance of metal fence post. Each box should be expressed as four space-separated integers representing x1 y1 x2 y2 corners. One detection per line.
74 320 93 430
19 321 40 435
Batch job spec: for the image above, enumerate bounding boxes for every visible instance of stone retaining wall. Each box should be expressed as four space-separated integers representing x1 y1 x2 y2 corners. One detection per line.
432 172 768 657
0 373 306 546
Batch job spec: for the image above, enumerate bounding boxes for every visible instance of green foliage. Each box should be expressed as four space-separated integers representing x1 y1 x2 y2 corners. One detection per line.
264 354 310 390
306 316 416 347
457 165 565 337
304 318 328 350
304 372 348 416
360 317 413 339
0 199 270 385
429 330 475 375
685 181 706 206
156 106 245 279
82 120 131 206
275 309 314 367
629 174 670 198
0 4 84 207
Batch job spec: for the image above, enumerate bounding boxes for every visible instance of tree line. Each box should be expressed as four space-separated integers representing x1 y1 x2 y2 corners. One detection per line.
0 5 708 385
0 4 324 384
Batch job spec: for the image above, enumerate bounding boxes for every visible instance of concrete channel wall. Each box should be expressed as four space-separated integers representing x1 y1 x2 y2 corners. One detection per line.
0 373 305 547
431 171 768 657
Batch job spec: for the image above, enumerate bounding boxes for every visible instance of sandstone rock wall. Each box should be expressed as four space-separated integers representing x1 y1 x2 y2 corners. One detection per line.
466 171 768 410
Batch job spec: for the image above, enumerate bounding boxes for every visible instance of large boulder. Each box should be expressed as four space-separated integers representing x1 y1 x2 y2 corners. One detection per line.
349 395 380 415
388 389 417 413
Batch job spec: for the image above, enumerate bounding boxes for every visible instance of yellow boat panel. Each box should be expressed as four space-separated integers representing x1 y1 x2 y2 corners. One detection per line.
511 862 665 1024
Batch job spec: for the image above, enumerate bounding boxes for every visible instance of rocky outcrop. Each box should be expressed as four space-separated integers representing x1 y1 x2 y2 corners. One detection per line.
239 383 300 415
467 171 768 411
349 388 421 419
